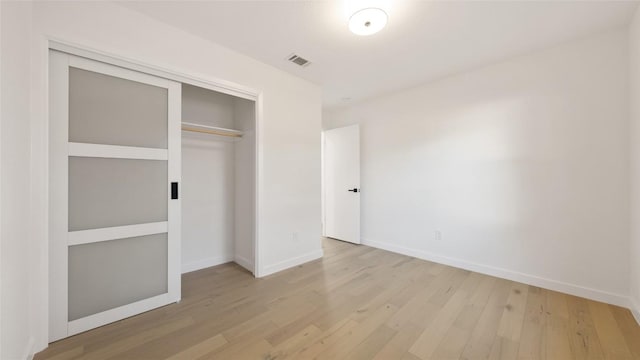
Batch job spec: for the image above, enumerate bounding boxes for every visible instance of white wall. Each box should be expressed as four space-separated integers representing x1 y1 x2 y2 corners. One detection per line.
629 6 640 323
234 97 257 271
1 1 35 359
181 85 236 273
324 29 630 306
23 1 321 355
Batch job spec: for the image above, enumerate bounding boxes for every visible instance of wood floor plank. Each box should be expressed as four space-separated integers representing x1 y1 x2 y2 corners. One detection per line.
203 321 277 359
264 284 380 347
44 346 84 360
452 276 496 333
164 334 227 360
84 316 195 360
588 301 634 359
544 291 573 359
408 272 476 359
430 325 472 360
496 282 529 342
34 238 640 360
386 266 457 331
566 295 606 359
431 275 497 359
344 324 397 360
460 279 513 360
204 339 272 360
372 323 424 360
488 336 520 360
517 286 547 359
610 305 640 358
287 318 360 359
314 303 399 359
264 324 322 359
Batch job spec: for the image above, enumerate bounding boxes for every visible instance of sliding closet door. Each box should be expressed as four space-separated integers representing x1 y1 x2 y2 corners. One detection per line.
49 51 181 341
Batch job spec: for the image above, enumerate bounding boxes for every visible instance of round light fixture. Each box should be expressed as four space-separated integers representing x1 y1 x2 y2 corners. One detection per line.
348 7 388 36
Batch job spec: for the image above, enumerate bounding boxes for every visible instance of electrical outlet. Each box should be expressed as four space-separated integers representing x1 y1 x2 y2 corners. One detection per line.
292 232 299 242
435 230 442 241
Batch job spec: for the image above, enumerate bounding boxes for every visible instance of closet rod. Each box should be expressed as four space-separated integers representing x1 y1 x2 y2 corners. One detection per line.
181 122 243 138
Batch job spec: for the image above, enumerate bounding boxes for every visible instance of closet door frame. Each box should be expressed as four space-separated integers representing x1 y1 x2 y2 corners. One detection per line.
49 50 182 341
45 40 263 343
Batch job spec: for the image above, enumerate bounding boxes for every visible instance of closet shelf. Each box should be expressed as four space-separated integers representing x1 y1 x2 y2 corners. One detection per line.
181 122 244 138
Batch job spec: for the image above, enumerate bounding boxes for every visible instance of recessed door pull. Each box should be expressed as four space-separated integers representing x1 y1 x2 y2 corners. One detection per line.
171 182 179 199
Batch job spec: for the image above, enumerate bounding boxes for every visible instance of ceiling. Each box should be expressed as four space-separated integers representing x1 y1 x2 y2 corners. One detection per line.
120 1 638 108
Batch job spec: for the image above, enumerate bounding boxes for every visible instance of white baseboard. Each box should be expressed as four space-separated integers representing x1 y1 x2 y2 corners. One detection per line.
234 255 254 273
362 239 629 308
181 254 234 274
630 296 640 326
259 249 324 278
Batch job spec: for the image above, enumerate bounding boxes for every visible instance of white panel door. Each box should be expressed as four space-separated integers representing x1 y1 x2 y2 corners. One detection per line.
49 51 181 341
323 124 360 244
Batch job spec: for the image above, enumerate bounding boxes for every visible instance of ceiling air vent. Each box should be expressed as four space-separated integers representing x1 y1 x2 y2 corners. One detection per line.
287 54 311 67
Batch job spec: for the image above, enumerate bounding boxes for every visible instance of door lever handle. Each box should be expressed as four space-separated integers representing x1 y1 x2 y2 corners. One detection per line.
348 188 359 193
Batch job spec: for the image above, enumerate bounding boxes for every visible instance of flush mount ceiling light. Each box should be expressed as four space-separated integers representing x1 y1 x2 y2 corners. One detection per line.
349 7 388 36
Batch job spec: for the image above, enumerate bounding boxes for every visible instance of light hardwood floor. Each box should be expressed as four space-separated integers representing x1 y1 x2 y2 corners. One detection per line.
35 238 640 360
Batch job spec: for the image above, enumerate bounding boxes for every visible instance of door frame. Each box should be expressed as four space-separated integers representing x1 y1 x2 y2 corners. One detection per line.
42 39 264 342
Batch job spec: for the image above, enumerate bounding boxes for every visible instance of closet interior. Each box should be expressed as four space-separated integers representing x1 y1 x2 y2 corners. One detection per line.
181 84 256 274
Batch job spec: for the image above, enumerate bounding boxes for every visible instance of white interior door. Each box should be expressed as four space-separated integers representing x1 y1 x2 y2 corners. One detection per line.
49 51 181 341
323 124 360 244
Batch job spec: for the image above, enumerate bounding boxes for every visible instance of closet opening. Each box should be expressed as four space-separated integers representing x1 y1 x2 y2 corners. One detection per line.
181 83 257 275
